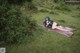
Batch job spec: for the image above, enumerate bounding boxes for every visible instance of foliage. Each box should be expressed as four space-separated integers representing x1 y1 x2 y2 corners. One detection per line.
40 9 49 12
7 0 33 4
0 0 37 44
54 4 71 11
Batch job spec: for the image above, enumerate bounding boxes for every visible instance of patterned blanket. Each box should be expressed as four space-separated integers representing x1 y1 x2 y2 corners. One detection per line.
41 24 74 37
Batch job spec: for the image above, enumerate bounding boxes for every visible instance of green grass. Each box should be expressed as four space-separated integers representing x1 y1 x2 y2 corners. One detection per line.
7 10 80 53
3 3 79 53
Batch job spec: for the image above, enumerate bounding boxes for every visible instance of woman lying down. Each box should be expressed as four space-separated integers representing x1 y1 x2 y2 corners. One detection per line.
43 16 73 37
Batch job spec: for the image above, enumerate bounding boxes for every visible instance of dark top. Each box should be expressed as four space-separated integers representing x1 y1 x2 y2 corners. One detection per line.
43 20 53 29
43 20 60 29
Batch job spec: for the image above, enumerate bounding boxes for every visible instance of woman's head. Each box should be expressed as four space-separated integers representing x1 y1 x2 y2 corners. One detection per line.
45 16 50 21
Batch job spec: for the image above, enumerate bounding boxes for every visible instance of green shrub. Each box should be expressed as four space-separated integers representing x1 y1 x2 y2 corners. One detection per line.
76 6 80 10
40 9 49 12
49 11 59 15
57 20 66 23
54 4 71 11
49 11 54 14
0 4 37 44
53 0 58 3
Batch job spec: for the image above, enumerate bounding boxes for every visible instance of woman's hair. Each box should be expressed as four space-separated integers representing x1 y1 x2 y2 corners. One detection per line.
45 16 50 21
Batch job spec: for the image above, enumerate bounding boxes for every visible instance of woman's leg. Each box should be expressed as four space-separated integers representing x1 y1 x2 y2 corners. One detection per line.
52 22 71 31
56 26 70 31
52 24 70 31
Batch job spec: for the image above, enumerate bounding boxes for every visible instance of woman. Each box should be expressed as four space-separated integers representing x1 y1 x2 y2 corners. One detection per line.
43 16 71 32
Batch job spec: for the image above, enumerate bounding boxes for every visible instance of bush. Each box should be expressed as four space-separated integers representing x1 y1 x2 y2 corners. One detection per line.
76 6 80 10
40 9 49 12
0 4 37 44
53 0 58 3
57 20 66 23
49 11 54 14
49 11 59 15
54 4 71 11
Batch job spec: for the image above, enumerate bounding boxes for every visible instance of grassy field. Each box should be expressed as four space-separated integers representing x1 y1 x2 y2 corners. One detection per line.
7 8 80 53
0 0 80 53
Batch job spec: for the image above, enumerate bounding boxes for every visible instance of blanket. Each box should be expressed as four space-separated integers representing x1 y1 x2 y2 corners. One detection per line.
41 24 74 37
53 28 73 37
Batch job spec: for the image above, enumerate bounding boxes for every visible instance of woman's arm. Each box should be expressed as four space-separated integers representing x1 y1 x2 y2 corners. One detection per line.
46 21 50 27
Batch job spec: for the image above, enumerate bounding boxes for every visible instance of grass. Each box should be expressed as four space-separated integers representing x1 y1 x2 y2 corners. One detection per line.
4 3 80 53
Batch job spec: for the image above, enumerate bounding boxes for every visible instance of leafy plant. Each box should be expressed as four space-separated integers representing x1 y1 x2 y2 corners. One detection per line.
0 1 37 44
